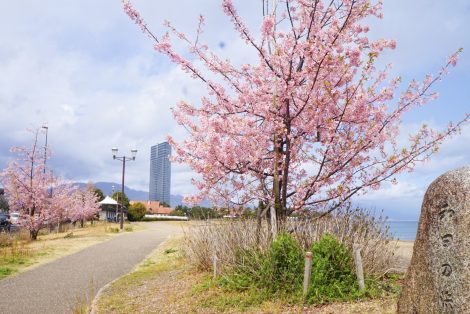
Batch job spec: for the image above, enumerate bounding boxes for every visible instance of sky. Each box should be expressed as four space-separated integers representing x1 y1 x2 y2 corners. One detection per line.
0 0 468 220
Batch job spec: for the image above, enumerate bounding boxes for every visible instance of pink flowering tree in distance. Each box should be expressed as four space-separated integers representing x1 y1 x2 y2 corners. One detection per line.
124 0 468 237
0 128 74 239
69 183 101 227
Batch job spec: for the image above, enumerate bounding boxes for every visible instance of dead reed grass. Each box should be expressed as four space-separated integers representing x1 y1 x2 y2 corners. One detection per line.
290 207 397 276
184 219 271 272
184 207 396 277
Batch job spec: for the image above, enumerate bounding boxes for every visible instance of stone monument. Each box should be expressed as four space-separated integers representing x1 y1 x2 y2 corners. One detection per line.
398 166 470 313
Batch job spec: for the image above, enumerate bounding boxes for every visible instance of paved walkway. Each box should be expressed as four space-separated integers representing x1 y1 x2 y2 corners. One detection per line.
0 222 183 314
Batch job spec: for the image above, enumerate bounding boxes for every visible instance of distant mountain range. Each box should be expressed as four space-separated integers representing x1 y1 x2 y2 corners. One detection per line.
75 182 184 207
75 182 212 208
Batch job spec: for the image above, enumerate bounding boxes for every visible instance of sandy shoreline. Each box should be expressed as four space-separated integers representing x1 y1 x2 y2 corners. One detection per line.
392 240 414 271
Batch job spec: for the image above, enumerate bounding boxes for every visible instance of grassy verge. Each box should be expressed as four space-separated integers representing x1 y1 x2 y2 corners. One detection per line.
93 236 401 314
0 221 139 279
93 236 189 314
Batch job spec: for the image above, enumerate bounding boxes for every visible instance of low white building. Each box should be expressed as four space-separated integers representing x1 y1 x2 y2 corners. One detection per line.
98 196 126 222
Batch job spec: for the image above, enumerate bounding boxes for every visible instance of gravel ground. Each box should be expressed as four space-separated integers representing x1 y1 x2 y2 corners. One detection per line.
0 222 183 314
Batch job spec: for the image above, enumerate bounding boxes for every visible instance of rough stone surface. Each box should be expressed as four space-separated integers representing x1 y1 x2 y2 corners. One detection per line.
398 166 470 313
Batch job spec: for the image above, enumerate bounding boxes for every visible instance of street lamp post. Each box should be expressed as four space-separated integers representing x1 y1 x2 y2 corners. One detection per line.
42 126 48 174
112 148 137 230
112 185 117 222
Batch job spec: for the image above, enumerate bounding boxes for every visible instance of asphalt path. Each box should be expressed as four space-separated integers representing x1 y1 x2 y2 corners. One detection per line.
0 222 183 314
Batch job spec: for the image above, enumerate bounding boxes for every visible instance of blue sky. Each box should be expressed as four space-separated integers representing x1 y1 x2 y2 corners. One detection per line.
0 1 468 220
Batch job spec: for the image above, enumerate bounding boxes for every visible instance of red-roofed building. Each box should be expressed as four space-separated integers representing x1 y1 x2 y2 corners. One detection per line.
130 200 173 216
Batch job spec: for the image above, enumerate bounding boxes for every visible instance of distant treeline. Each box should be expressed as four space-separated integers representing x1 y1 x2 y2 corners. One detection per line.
171 205 256 220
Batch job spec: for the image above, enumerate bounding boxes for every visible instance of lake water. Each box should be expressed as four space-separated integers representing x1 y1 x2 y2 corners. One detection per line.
386 221 419 241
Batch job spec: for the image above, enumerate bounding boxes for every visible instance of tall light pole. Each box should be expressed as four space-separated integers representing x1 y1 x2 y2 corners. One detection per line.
42 126 48 174
112 148 137 230
112 185 116 222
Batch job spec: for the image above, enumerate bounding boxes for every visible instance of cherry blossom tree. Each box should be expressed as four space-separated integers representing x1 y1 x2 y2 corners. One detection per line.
124 0 468 236
0 128 74 239
47 182 76 232
69 184 100 228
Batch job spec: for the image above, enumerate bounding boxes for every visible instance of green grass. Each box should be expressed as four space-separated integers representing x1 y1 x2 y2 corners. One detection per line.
0 257 34 279
191 270 402 313
93 235 403 314
200 288 271 311
0 221 132 280
94 237 185 314
164 248 177 254
194 234 403 312
0 267 14 278
0 239 34 279
193 275 275 312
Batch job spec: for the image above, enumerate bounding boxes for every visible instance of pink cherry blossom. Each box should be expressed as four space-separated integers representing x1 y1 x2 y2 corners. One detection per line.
68 183 100 227
125 1 469 236
0 128 90 239
447 48 462 66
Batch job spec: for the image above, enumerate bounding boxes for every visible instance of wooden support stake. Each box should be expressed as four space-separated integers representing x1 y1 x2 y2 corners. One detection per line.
353 244 365 290
303 251 313 297
213 254 218 280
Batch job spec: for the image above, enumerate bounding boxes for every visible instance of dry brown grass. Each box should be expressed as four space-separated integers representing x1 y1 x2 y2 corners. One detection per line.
93 235 399 314
0 221 139 279
290 207 397 276
184 219 271 271
71 280 97 314
184 207 397 277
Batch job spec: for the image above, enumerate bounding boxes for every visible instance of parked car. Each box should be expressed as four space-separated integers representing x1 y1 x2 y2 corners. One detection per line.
0 213 11 232
9 212 20 225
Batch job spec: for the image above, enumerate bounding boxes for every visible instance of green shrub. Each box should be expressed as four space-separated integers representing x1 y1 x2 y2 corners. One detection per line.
128 203 146 221
0 267 13 278
266 232 304 293
307 234 361 304
223 232 303 295
221 248 266 290
218 232 395 307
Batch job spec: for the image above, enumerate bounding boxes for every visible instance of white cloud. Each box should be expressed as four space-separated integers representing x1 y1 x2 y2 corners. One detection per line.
358 181 423 201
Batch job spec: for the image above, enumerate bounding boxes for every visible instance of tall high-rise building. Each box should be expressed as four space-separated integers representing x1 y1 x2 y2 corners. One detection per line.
149 142 171 205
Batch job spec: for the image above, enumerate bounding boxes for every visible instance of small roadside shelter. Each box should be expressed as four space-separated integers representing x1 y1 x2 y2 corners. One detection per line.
98 196 121 221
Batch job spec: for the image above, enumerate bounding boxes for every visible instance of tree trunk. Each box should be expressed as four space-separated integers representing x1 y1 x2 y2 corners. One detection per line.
30 229 39 240
280 99 292 228
80 219 84 228
272 133 281 239
256 206 262 246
